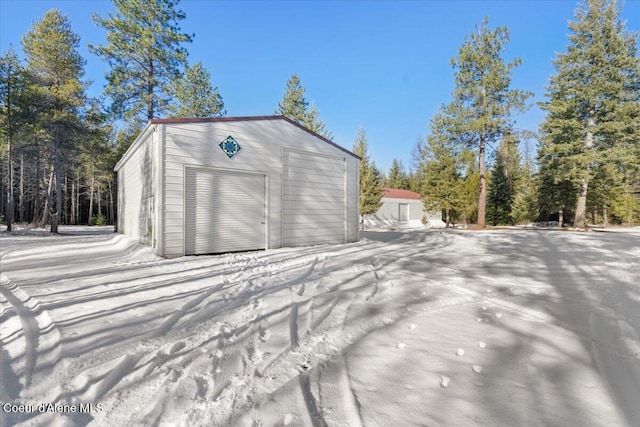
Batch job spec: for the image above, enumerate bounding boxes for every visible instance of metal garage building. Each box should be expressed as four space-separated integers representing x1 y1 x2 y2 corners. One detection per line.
114 116 360 257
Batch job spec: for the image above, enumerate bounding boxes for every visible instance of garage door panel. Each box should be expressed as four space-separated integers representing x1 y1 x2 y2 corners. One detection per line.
185 168 265 255
286 166 345 177
284 191 343 201
285 166 344 177
283 150 346 247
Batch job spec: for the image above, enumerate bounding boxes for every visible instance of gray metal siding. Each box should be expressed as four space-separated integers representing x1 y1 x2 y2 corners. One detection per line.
373 197 425 222
184 167 265 255
283 150 346 246
161 119 359 256
368 197 442 225
115 126 157 246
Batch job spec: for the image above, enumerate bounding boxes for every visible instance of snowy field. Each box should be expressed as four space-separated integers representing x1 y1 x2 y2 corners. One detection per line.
1 226 639 427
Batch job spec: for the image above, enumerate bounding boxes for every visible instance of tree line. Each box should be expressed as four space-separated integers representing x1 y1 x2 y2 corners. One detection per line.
0 1 322 232
356 0 639 228
2 0 639 233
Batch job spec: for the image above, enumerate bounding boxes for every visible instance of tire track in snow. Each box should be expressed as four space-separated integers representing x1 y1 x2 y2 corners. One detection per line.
290 303 299 348
88 353 142 401
149 282 224 338
299 372 328 427
0 274 62 388
318 354 364 427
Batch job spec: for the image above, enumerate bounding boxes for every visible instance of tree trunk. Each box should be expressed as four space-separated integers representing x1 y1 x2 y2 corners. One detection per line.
51 128 62 233
33 149 42 225
558 206 564 228
4 62 13 232
88 176 95 225
108 180 114 224
574 177 588 228
5 136 13 232
445 210 451 228
19 153 24 223
573 112 594 229
41 169 54 225
148 60 154 120
71 175 76 224
75 171 80 225
603 205 608 228
477 139 487 228
98 184 102 218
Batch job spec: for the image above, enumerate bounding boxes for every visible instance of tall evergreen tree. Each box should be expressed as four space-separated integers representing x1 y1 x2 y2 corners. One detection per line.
511 152 539 224
386 158 409 189
537 149 576 226
0 48 28 231
276 74 332 139
420 110 467 227
79 100 115 224
449 17 532 227
407 135 425 193
91 0 192 123
22 9 86 233
487 136 521 225
352 128 383 229
487 152 512 225
539 0 640 228
169 61 225 118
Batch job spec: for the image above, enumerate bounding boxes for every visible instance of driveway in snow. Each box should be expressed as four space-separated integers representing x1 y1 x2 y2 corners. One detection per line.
1 227 639 426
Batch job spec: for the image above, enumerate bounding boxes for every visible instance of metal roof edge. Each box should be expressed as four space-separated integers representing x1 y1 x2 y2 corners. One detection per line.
149 115 361 160
113 122 155 172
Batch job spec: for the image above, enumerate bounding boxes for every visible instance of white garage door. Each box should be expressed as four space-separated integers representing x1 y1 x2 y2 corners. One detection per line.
185 167 265 255
283 150 345 246
399 203 409 222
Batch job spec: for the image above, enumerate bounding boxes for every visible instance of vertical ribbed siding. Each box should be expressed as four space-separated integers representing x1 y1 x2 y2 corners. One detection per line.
184 167 266 255
283 150 346 246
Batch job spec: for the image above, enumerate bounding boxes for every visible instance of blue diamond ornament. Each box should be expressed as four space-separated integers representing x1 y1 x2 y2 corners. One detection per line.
219 135 241 158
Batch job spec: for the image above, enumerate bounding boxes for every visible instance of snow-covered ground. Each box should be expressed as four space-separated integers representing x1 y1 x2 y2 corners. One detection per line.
1 226 639 426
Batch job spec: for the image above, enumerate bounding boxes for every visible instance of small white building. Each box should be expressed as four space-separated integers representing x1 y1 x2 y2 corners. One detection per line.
114 116 360 257
364 188 443 228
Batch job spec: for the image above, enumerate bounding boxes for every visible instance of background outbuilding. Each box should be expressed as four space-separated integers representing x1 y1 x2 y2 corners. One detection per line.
364 188 443 229
114 116 360 257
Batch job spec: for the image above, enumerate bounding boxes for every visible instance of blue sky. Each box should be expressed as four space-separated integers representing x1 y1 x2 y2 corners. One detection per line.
1 0 639 173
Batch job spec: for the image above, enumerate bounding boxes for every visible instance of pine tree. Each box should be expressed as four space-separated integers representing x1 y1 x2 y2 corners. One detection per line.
487 152 512 225
420 110 467 227
511 155 539 224
90 0 192 123
487 136 521 225
539 0 640 228
169 61 225 118
276 74 332 139
22 9 86 233
449 17 532 228
386 159 409 189
0 48 28 231
79 100 114 225
537 147 576 226
352 128 383 229
407 136 425 193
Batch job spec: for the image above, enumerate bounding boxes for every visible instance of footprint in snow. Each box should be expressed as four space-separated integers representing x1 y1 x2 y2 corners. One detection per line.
396 343 407 349
440 375 451 388
284 414 294 425
478 341 486 348
496 313 503 319
409 323 417 330
472 365 483 373
456 348 465 356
